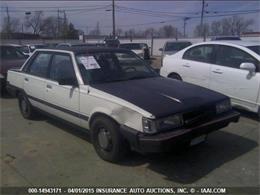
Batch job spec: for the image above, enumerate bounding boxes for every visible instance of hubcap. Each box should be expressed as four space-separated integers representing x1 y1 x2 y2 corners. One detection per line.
97 128 112 151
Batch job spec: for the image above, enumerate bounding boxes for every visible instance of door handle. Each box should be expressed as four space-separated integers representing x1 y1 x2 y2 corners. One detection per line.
182 64 190 68
24 78 29 81
212 71 223 74
46 84 52 89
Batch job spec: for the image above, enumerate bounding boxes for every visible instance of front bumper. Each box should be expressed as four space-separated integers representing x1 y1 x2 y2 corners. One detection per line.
121 111 240 153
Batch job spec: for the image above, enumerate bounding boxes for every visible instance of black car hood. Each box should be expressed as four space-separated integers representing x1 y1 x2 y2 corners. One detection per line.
91 77 228 118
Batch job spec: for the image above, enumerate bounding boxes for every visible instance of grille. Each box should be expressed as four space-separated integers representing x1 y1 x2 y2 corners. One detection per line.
183 106 215 128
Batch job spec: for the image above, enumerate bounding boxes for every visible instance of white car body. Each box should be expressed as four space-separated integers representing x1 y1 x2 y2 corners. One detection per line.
160 41 260 114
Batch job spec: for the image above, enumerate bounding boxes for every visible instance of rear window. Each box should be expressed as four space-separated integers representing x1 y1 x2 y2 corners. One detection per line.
247 46 260 55
165 42 191 51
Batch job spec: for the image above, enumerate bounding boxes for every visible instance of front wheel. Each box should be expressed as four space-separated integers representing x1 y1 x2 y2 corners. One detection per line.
91 116 129 162
18 93 36 119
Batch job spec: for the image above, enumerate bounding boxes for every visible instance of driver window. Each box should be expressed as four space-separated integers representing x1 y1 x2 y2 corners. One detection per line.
215 45 258 70
49 54 77 85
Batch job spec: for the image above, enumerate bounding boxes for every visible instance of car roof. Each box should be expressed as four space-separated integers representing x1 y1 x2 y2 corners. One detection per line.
208 40 260 47
165 41 191 43
36 46 129 54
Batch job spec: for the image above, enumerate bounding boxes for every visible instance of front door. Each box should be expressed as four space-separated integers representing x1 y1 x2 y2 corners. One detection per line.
210 45 260 111
45 53 80 125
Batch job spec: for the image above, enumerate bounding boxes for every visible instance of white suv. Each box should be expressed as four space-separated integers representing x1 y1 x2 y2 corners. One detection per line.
160 41 260 116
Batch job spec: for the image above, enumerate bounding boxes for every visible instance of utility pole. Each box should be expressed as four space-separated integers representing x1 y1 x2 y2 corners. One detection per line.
183 17 190 38
200 0 206 41
151 29 154 56
63 10 67 38
85 26 88 43
112 0 116 38
57 9 60 38
175 28 178 41
6 6 11 37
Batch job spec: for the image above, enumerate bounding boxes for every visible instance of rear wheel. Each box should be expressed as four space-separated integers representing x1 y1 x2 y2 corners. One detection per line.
18 93 36 119
168 73 182 81
91 116 129 162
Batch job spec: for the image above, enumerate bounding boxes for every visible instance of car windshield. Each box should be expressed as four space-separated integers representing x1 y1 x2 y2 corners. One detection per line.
165 42 191 51
120 44 142 50
76 51 158 84
247 46 260 55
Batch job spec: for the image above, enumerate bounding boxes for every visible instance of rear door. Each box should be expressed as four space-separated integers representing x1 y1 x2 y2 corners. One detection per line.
180 44 215 88
45 53 80 125
210 45 260 110
23 52 52 111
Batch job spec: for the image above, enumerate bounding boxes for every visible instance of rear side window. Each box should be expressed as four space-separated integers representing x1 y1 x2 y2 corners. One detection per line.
27 53 52 77
183 45 214 63
216 45 259 71
49 54 77 85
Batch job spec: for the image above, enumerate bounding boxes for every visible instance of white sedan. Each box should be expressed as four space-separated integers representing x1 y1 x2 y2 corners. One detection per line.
160 41 260 116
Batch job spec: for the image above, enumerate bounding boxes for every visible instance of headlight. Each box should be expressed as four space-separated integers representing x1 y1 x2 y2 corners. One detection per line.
142 114 183 134
216 99 231 114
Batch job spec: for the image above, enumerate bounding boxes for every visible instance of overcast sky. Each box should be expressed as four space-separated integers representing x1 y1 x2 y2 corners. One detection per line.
1 0 259 37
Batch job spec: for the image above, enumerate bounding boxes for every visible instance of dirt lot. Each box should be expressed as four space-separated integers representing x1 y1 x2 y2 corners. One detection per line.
1 94 259 187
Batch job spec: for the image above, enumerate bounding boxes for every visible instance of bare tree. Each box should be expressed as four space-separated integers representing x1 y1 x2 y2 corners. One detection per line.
115 28 123 37
194 23 210 37
209 16 254 36
41 16 58 37
1 17 20 33
210 21 222 36
231 16 254 36
25 11 45 34
143 27 155 38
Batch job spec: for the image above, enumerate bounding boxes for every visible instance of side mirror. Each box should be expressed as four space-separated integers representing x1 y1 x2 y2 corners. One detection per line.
240 62 256 73
159 48 163 52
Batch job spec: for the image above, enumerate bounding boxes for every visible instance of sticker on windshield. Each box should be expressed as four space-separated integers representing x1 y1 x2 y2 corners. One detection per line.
79 56 101 70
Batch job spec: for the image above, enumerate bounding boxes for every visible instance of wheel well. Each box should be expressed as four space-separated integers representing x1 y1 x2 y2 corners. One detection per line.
89 112 119 129
168 72 182 79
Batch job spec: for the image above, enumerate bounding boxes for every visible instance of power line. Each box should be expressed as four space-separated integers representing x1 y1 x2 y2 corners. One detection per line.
0 5 111 13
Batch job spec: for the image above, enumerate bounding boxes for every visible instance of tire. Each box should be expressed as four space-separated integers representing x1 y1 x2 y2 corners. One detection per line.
257 106 260 121
168 73 182 81
91 116 129 162
18 93 36 119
